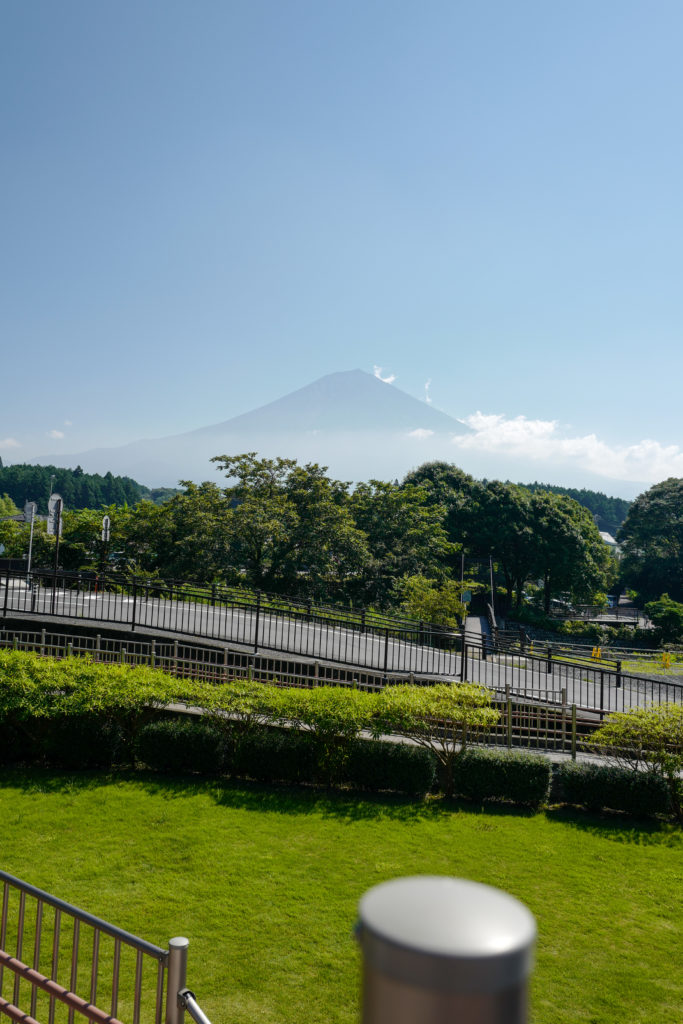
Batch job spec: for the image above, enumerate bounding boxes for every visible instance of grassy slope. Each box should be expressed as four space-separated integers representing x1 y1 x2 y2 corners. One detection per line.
1 771 680 1024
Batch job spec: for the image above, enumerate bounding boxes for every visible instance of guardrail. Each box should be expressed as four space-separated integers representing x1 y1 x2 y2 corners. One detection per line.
0 624 640 756
2 570 681 713
1 568 463 677
0 871 211 1024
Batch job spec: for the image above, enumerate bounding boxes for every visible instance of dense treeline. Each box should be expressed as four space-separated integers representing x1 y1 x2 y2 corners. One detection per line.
0 454 616 615
0 462 177 511
517 482 630 536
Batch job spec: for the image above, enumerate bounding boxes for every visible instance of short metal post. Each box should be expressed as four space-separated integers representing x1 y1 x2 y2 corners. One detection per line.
131 582 137 632
383 628 389 674
506 685 512 749
546 645 552 675
460 642 466 682
357 876 536 1024
40 628 46 657
571 705 577 761
166 937 189 1024
150 640 156 668
95 634 101 663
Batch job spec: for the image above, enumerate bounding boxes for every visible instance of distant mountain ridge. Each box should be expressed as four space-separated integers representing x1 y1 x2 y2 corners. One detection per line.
190 369 463 436
32 370 468 486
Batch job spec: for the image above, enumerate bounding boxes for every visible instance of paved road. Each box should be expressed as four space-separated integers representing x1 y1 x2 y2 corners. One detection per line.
3 580 680 714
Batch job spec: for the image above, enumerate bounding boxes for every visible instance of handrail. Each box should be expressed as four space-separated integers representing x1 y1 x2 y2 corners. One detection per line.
178 989 213 1024
0 871 167 962
0 950 126 1024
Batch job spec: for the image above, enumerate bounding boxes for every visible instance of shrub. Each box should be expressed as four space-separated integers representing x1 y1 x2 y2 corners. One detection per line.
40 714 128 769
590 703 683 822
232 728 319 785
451 748 551 808
375 683 499 796
344 739 436 796
135 716 228 774
552 761 670 818
644 594 683 644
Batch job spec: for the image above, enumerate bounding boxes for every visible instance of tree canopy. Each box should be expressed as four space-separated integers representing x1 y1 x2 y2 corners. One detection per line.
618 478 683 603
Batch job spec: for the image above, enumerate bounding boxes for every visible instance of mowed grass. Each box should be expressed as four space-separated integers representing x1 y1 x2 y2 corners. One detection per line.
0 770 680 1024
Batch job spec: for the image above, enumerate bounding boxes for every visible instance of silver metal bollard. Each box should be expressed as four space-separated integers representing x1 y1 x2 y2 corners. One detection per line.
356 876 536 1024
166 936 189 1024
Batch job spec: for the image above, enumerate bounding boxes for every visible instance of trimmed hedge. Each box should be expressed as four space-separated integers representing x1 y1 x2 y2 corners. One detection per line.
41 714 128 770
452 748 552 808
552 761 670 818
344 739 436 796
231 729 319 784
134 719 437 796
135 716 228 775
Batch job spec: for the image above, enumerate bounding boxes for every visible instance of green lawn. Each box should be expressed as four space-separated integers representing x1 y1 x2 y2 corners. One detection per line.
0 770 680 1024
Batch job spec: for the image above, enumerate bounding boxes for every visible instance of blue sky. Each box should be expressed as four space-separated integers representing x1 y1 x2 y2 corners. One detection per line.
2 1 683 495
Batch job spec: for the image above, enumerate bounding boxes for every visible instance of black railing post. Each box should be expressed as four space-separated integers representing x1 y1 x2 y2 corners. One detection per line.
460 641 466 682
131 581 137 632
254 590 261 654
546 645 553 675
211 583 216 608
600 671 605 720
616 660 622 689
2 571 9 620
383 628 389 674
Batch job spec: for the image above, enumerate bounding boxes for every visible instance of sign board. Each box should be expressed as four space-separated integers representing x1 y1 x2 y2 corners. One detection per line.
101 515 111 543
47 493 63 537
24 501 37 522
461 589 472 604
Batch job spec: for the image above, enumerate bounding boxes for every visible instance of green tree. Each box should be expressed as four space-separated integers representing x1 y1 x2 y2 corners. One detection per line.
644 594 683 644
399 574 470 627
402 462 477 566
529 491 612 613
349 480 455 607
618 478 683 603
211 453 370 597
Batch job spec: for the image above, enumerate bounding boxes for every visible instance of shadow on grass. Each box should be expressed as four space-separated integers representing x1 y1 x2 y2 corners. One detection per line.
2 767 679 840
545 804 681 846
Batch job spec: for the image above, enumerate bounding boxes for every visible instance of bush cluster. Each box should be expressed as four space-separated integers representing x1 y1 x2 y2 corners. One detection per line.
552 762 670 818
1 650 678 819
452 748 551 809
135 718 437 796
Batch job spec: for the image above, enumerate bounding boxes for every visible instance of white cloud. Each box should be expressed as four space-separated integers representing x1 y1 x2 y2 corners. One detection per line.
424 379 432 404
373 365 396 384
453 412 683 483
408 428 435 440
0 438 21 450
47 429 65 440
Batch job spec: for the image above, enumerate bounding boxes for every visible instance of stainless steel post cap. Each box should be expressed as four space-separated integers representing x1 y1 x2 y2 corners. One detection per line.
357 876 536 994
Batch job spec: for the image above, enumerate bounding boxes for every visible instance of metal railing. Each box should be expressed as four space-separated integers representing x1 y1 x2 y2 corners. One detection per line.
1 568 463 677
0 625 616 758
0 872 209 1024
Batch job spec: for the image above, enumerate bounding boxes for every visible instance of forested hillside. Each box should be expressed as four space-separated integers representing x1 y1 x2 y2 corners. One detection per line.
517 482 630 535
0 462 176 511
